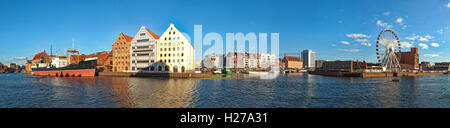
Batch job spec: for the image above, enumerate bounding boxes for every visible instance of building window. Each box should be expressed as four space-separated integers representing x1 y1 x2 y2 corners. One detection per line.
169 32 171 35
160 54 162 57
140 33 146 36
182 53 184 56
173 31 176 34
165 38 167 41
169 37 171 40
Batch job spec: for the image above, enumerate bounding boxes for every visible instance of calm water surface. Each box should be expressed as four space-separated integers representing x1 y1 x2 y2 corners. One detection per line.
0 73 449 108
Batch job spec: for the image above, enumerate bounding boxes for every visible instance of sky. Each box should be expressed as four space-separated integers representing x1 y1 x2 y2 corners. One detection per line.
0 0 449 65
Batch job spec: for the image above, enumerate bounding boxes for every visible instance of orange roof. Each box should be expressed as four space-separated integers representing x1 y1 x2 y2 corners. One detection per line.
121 33 134 42
284 56 301 62
146 28 160 39
32 51 48 61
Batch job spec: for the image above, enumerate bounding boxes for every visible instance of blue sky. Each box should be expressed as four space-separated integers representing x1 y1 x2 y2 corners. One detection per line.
0 0 449 65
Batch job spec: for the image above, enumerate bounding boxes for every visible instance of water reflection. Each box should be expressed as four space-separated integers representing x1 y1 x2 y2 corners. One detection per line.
1 73 449 108
119 78 197 108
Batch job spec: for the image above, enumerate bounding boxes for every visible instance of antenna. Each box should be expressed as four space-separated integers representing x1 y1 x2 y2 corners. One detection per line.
72 38 75 50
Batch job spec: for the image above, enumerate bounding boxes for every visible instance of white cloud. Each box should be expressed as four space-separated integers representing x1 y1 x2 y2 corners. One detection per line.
418 43 429 49
346 33 370 38
405 35 419 41
382 12 391 16
360 42 372 46
376 20 392 28
431 43 440 47
331 44 337 47
355 39 368 42
406 34 433 42
396 17 404 24
400 41 413 48
447 2 450 8
340 41 350 45
424 54 439 57
14 57 27 60
337 49 360 52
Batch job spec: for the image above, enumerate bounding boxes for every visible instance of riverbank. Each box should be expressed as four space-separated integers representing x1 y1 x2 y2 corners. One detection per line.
309 71 447 78
98 72 212 78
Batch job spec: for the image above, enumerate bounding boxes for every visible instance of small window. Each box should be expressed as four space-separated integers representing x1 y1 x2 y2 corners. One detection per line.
173 31 176 34
140 33 145 36
169 32 171 35
169 37 171 40
165 38 167 41
182 53 184 56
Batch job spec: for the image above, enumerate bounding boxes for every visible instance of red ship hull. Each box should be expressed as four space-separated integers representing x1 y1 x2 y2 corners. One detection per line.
33 69 96 77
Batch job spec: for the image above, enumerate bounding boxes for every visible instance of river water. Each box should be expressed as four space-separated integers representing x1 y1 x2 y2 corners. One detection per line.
0 73 449 108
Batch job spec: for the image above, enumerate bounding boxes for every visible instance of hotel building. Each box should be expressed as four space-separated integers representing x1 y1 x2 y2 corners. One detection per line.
112 32 133 72
155 23 195 73
130 26 160 72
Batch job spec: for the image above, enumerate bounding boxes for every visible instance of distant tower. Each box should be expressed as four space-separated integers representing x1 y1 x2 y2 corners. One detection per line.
302 49 315 68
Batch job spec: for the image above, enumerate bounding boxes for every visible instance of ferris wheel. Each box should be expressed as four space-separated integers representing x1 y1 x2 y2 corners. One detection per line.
376 29 402 72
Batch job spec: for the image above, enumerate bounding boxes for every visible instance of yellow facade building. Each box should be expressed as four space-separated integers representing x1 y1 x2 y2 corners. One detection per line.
112 32 133 72
155 23 195 73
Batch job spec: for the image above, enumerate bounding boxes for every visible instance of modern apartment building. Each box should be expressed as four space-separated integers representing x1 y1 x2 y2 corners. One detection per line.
302 49 316 68
130 26 160 72
112 32 133 72
155 23 195 73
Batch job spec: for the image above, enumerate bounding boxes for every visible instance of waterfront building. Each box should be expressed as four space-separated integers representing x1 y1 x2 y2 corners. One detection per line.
420 61 431 70
155 23 194 73
112 32 133 72
317 60 367 72
281 56 302 70
259 53 277 69
302 49 315 69
434 62 450 71
224 52 246 70
315 60 327 69
396 48 419 70
202 54 224 70
31 51 50 68
25 60 32 72
8 63 16 70
130 26 160 72
246 53 259 69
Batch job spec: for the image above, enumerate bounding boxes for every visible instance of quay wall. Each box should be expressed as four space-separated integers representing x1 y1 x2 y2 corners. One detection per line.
98 72 212 78
311 71 446 78
308 71 361 77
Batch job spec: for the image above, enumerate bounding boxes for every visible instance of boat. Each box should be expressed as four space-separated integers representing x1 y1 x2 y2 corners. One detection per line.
32 59 97 77
31 41 97 77
213 69 222 75
224 70 232 75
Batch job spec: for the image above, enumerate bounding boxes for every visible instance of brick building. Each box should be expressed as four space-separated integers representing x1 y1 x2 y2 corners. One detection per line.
318 60 367 72
396 48 419 70
434 62 450 71
112 32 133 72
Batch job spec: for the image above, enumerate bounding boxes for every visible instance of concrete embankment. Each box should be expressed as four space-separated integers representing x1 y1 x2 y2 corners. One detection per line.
309 71 447 78
98 72 212 78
